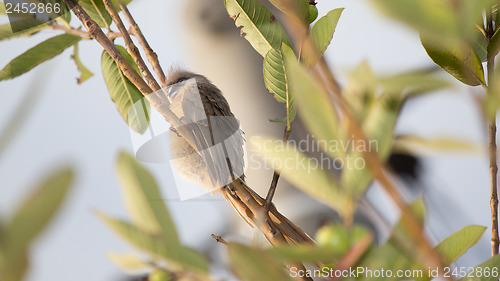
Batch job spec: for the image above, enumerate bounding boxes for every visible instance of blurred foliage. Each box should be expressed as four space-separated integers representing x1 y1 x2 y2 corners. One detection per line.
0 67 75 281
99 152 209 277
1 0 500 280
0 168 74 281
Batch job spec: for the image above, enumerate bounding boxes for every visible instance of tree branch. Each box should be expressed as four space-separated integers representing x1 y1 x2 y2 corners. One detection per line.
486 5 499 256
120 4 167 88
102 0 161 92
49 23 91 38
264 126 291 211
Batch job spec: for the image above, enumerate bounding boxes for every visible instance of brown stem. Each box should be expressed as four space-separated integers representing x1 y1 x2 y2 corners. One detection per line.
489 118 498 256
102 0 161 92
107 31 122 41
221 179 314 281
264 127 291 210
120 4 167 88
486 6 499 256
210 234 228 245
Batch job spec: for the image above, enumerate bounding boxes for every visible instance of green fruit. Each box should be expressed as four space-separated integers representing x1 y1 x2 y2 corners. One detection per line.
308 5 319 24
149 270 171 281
315 224 350 255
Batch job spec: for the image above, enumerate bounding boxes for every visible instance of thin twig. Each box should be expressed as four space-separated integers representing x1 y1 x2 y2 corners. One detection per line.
107 31 122 41
102 0 161 92
120 4 167 88
49 23 91 37
264 127 291 211
488 119 498 256
486 5 499 256
211 234 228 245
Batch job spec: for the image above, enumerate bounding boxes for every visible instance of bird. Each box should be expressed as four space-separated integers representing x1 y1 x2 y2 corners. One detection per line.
165 69 245 192
157 69 314 246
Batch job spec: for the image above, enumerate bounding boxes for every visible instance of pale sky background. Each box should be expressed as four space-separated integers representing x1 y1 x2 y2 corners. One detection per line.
0 0 495 280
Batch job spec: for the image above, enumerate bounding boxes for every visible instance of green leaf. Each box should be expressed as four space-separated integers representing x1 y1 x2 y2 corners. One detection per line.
308 8 344 64
228 242 294 281
370 0 458 39
250 136 354 218
115 151 179 244
79 0 112 28
96 212 208 274
378 69 449 99
101 45 150 134
0 20 48 41
108 252 151 271
0 77 41 158
470 26 488 62
488 28 500 58
4 168 74 256
112 0 134 6
421 35 485 86
0 34 80 81
267 0 309 23
224 0 290 57
485 67 500 117
263 46 295 130
282 43 347 160
71 43 93 84
59 2 72 24
371 0 491 54
346 242 411 281
268 244 344 263
0 251 28 281
435 225 486 265
343 62 378 123
393 135 479 155
459 255 500 281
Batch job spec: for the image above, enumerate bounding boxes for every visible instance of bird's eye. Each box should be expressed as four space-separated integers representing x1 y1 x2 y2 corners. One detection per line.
176 77 189 83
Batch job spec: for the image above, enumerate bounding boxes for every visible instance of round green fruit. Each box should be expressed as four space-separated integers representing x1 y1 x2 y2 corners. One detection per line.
308 5 319 24
315 224 350 255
